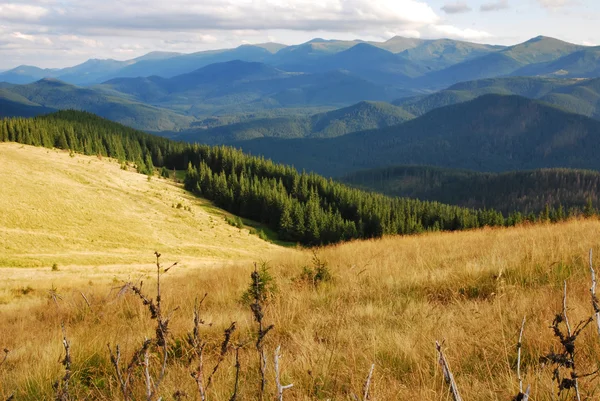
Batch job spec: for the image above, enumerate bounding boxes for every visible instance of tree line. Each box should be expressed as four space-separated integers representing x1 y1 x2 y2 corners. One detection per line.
1 110 596 246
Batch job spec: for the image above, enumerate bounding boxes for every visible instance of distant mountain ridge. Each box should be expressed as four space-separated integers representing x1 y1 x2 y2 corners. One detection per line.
1 35 592 90
2 78 193 131
170 101 415 144
228 94 600 177
395 76 600 120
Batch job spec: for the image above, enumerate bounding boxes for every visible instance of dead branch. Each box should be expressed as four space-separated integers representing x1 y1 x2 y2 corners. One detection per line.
143 345 152 401
107 339 152 401
229 344 243 401
0 348 9 369
206 322 236 391
589 249 600 338
250 264 274 401
517 316 526 393
435 341 462 401
362 363 375 401
563 281 581 401
80 292 92 310
54 323 72 401
274 346 293 401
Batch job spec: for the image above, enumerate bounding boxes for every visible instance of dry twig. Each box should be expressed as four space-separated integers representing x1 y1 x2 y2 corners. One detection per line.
274 346 293 401
589 249 600 338
54 323 72 401
362 363 375 401
435 341 462 401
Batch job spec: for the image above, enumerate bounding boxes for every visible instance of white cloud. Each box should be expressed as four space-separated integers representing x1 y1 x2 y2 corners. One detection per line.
441 2 472 14
0 3 48 21
11 31 52 45
536 0 575 8
480 0 509 11
11 0 439 32
432 25 493 40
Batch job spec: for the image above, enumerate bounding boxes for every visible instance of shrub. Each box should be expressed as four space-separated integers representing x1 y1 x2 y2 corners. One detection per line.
241 262 277 305
296 252 332 288
225 216 244 229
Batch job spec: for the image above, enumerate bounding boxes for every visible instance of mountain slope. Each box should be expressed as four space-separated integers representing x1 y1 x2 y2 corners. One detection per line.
395 77 600 120
4 79 193 131
513 46 600 78
229 94 600 176
417 36 585 89
341 165 600 213
172 101 415 144
99 61 407 113
0 89 55 118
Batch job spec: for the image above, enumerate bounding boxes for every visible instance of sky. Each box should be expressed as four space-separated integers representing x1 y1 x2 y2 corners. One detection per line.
0 0 599 70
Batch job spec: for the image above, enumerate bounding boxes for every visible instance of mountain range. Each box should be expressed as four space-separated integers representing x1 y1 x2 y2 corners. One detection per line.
1 35 594 92
229 94 600 177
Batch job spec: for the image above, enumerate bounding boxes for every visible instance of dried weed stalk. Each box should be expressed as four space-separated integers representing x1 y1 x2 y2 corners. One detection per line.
250 264 274 401
540 281 595 401
187 294 237 401
108 252 177 401
435 341 462 401
54 323 72 401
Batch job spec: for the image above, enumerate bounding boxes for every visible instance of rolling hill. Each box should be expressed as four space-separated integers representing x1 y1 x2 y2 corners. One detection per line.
2 79 193 131
512 46 600 78
395 77 600 120
171 101 415 144
0 89 55 118
99 61 407 113
229 94 600 177
341 165 600 214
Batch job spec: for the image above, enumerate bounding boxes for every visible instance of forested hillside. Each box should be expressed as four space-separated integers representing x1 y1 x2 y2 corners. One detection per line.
232 95 600 177
395 77 600 120
342 165 600 214
0 111 517 246
2 78 193 130
172 101 415 144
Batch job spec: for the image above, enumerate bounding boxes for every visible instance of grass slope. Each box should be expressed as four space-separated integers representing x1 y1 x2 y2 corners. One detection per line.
0 142 280 268
341 165 600 213
2 216 600 399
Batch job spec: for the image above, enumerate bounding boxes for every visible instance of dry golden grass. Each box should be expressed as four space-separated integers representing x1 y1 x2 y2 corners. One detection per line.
3 143 600 400
0 142 285 269
2 218 600 400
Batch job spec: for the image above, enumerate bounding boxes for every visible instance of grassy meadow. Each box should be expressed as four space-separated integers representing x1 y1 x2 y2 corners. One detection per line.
2 144 600 399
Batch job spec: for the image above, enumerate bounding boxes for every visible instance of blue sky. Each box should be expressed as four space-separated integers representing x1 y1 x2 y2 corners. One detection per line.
0 0 598 70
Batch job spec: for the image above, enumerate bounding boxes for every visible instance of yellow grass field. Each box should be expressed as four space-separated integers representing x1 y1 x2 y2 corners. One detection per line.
0 142 285 269
2 143 600 400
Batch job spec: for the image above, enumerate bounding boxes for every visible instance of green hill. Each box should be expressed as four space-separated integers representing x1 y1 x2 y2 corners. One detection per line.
3 79 193 131
229 94 600 177
341 165 600 214
395 77 600 120
172 101 415 144
513 46 600 78
0 89 55 118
